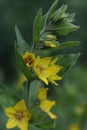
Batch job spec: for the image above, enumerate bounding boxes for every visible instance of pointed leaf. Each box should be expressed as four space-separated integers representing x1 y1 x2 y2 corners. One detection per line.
15 25 30 54
58 53 81 76
56 22 80 35
51 4 68 22
31 106 55 129
33 8 42 44
15 47 32 79
37 120 55 129
47 0 59 20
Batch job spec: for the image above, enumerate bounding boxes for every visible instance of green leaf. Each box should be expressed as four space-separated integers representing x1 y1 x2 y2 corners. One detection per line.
33 8 42 44
29 80 41 107
40 0 59 35
47 0 59 20
66 13 76 22
15 25 30 54
57 53 81 76
0 84 18 108
15 47 32 79
51 4 68 22
31 107 55 129
36 120 55 129
56 22 80 35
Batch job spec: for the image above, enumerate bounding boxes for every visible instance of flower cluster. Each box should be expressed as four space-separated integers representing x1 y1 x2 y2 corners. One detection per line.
23 52 62 85
5 49 62 130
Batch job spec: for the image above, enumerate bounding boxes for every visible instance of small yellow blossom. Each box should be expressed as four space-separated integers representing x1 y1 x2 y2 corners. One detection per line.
44 41 56 48
37 88 57 119
34 56 62 85
23 52 35 67
37 88 48 101
40 99 57 119
5 100 31 130
46 34 57 40
68 124 80 130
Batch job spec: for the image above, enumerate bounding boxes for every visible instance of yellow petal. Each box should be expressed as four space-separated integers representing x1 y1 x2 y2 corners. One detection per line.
14 100 28 112
34 56 51 68
6 118 17 129
17 119 29 130
39 100 55 112
40 76 48 85
50 57 58 65
39 100 56 119
5 107 16 118
48 111 57 119
48 75 62 86
37 88 49 101
23 110 31 121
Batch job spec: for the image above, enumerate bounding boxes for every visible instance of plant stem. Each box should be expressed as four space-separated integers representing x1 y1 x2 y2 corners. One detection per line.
27 79 31 108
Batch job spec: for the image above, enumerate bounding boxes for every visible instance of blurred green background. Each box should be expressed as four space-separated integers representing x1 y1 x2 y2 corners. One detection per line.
0 0 87 130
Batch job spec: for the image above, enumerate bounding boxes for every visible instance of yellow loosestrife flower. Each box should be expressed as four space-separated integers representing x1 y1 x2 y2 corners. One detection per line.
23 52 35 67
34 56 62 85
37 88 57 119
5 100 31 130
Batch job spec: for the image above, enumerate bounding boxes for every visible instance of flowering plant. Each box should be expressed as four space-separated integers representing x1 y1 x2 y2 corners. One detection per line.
0 0 80 130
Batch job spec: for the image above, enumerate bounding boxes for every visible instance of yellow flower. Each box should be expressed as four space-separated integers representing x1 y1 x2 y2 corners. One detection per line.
39 99 57 119
23 52 35 67
44 41 56 48
5 100 31 130
37 88 57 119
34 56 62 85
37 88 48 101
68 124 80 130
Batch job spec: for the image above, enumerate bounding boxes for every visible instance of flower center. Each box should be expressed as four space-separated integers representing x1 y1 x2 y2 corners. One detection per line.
24 56 34 66
15 112 23 120
36 65 44 73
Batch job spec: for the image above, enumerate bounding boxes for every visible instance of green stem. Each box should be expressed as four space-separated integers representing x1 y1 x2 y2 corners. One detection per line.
27 80 31 108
